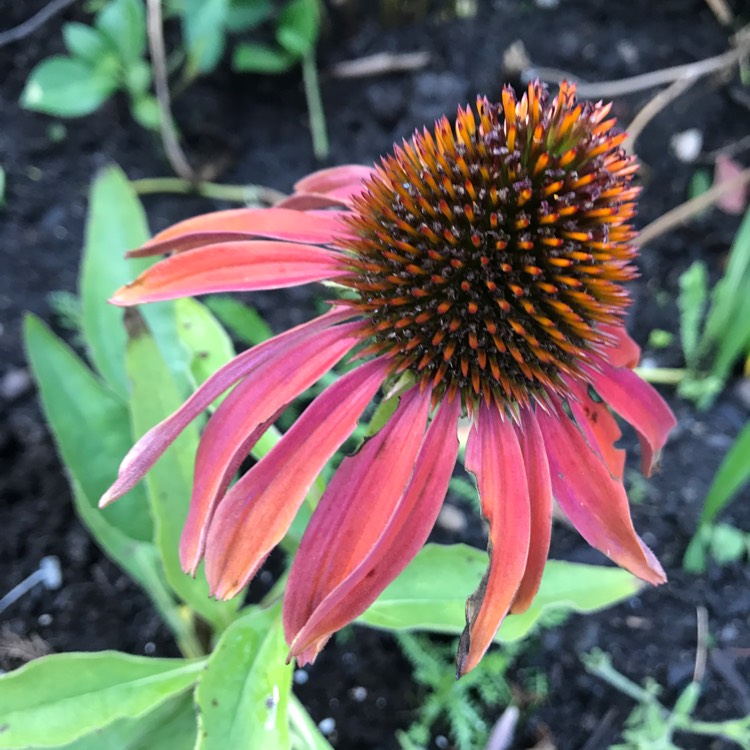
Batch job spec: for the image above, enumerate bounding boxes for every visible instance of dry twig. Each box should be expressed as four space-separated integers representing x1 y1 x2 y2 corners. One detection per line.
0 0 77 49
331 51 430 78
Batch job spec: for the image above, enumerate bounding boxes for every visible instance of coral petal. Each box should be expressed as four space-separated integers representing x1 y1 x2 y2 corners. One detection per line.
537 400 666 585
458 406 531 677
179 321 363 574
294 165 373 196
204 358 389 600
510 409 553 614
110 242 345 305
99 309 353 508
284 385 433 649
589 363 676 476
286 396 461 660
130 209 353 258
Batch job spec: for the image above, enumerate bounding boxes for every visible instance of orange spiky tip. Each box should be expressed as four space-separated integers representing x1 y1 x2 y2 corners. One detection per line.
337 81 639 410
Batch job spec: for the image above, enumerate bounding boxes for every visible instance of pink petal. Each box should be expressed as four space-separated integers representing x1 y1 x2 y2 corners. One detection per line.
565 379 626 480
536 399 666 585
274 194 352 211
458 406 531 677
286 395 461 662
714 154 747 215
180 321 364 574
99 309 354 508
285 385 432 653
129 209 354 258
110 242 346 305
588 363 676 476
294 165 372 196
599 323 641 369
204 358 389 600
510 408 553 614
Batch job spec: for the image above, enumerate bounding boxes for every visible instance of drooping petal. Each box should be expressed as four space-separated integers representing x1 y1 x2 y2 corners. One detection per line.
99 309 354 507
284 385 432 653
286 395 461 663
599 322 641 369
510 408 553 614
129 209 354 258
588 362 676 476
565 378 626 480
110 242 346 305
294 165 373 197
458 406 531 677
536 399 666 585
180 321 364 574
204 358 389 600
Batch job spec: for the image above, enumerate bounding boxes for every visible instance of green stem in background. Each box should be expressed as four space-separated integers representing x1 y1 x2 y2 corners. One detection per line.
302 51 329 160
634 366 688 385
131 177 286 205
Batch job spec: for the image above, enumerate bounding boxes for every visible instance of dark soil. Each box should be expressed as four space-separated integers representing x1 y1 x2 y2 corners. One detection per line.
2 1 749 749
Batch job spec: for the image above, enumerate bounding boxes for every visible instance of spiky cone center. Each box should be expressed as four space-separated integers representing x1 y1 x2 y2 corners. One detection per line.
337 82 639 412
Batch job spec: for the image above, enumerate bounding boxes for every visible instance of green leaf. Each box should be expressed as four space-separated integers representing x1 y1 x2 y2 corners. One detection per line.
55 691 198 750
63 22 116 63
97 0 147 64
232 42 296 73
131 94 161 130
0 651 204 748
0 165 6 207
127 321 239 631
80 165 186 399
699 420 750 526
23 314 151 541
181 0 229 75
276 0 320 58
226 0 273 32
175 297 235 394
358 544 642 642
195 607 292 750
123 59 152 96
21 56 118 117
678 260 708 370
709 523 748 565
204 296 273 346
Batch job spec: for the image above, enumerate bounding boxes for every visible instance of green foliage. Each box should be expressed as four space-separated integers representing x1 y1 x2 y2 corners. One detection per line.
21 0 158 128
683 420 750 572
676 208 750 408
358 544 644 642
395 633 524 750
583 648 750 748
204 295 273 346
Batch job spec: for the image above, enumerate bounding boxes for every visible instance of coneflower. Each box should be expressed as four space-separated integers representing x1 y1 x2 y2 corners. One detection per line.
101 81 675 676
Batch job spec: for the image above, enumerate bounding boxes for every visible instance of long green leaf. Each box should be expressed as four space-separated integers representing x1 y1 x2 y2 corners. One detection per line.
23 314 151 541
677 260 708 370
127 319 239 631
358 544 642 642
0 652 204 749
195 607 293 750
80 165 186 399
289 695 333 750
49 691 197 750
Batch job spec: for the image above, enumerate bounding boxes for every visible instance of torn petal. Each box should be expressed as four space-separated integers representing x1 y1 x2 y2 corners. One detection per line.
537 398 666 586
204 358 389 600
588 362 676 476
110 241 346 305
458 405 531 677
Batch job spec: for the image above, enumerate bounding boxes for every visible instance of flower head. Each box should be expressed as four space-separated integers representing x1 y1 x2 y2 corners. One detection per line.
102 82 675 676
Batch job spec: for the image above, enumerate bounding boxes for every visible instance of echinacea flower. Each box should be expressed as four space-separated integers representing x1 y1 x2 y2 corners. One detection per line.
101 81 676 676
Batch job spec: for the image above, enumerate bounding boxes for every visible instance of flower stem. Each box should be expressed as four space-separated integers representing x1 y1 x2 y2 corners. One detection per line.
131 177 286 205
302 51 329 160
633 366 688 385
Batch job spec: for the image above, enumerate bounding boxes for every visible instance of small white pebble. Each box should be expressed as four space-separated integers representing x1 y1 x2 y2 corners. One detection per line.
293 669 309 685
37 613 53 626
144 642 156 655
0 369 32 401
535 0 559 7
437 504 468 533
375 696 387 709
318 718 336 736
436 736 449 749
671 129 703 163
351 686 367 702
